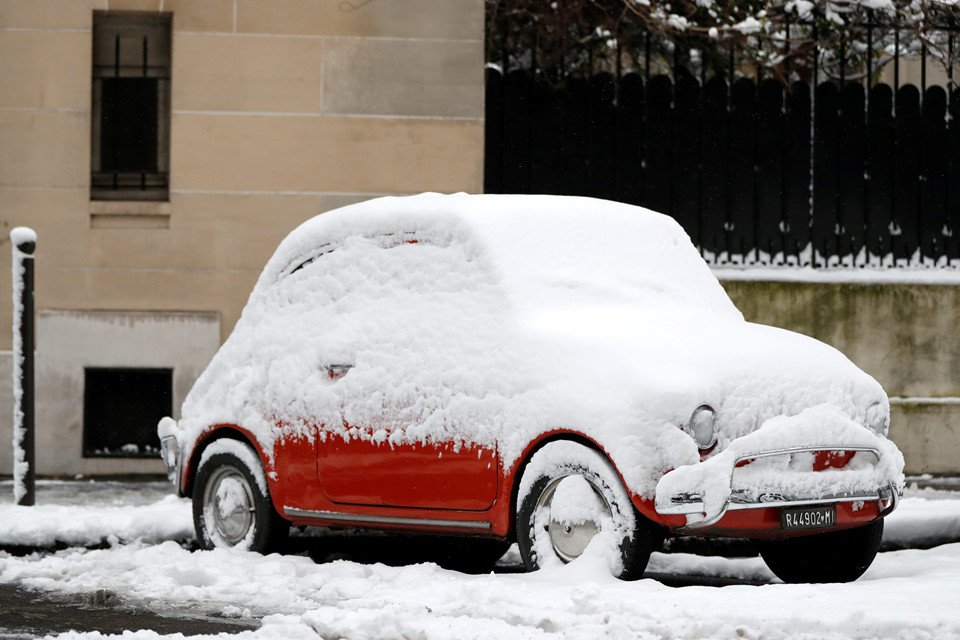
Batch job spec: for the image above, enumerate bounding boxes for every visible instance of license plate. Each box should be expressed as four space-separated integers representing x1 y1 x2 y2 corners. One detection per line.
780 505 837 531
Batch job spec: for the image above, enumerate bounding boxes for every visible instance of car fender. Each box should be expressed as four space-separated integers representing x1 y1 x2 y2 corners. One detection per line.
182 424 281 510
500 429 682 539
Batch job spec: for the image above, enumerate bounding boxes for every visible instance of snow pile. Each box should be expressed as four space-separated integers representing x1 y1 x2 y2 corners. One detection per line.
549 476 609 527
656 404 904 522
175 193 897 498
9 226 36 504
884 495 960 550
0 495 192 548
5 541 960 640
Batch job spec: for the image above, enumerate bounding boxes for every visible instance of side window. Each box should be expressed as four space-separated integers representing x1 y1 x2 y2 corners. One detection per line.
91 11 172 202
271 232 485 311
284 243 337 279
276 233 426 284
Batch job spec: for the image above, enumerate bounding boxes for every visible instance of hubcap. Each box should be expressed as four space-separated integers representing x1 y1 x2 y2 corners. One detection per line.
203 465 256 546
536 474 613 563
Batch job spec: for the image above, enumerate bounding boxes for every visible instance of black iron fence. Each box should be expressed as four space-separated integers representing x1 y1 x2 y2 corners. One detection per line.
485 18 960 267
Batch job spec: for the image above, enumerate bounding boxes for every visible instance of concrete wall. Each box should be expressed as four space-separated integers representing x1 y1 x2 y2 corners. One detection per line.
0 0 484 475
0 310 220 476
721 279 960 475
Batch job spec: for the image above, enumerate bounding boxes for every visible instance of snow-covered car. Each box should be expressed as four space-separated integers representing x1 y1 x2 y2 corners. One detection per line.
158 193 903 583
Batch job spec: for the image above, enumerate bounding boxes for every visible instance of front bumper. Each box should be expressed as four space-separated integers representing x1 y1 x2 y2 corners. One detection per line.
653 408 905 534
655 445 900 531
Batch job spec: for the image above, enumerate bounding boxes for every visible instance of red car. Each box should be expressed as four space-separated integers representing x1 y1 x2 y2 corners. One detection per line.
158 194 903 583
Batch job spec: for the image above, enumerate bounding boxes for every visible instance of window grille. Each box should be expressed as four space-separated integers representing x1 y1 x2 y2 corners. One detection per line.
83 367 173 458
91 11 171 201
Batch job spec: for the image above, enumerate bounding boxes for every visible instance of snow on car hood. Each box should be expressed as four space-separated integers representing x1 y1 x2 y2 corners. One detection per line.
507 302 889 495
176 193 896 499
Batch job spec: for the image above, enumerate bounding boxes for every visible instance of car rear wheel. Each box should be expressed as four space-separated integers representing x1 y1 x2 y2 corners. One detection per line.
192 440 289 553
757 519 884 583
516 441 664 580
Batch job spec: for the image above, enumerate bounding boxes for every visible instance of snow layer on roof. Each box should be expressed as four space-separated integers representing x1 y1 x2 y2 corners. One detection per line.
257 193 739 315
178 193 898 497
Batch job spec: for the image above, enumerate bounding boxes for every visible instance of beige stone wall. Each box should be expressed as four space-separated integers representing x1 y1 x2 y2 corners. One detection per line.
721 280 960 475
0 0 484 345
0 0 484 475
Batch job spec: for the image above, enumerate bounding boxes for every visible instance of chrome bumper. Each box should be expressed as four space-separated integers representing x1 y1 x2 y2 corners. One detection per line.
655 445 901 530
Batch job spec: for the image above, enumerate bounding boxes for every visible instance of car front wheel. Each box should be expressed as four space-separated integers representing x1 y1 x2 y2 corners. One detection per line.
192 439 289 553
516 440 664 580
757 519 884 583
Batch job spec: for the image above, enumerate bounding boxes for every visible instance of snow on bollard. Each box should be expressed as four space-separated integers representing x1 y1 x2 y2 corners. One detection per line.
11 226 36 506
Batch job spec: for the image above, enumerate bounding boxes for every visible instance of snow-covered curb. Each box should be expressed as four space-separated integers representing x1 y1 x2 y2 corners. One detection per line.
883 496 960 549
0 495 192 548
713 265 960 286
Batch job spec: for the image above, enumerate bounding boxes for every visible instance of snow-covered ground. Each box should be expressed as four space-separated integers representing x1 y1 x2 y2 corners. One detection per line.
0 480 191 548
1 479 959 639
2 479 957 550
3 539 960 640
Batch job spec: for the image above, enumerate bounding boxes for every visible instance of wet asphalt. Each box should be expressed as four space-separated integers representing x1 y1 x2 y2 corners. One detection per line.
0 583 258 638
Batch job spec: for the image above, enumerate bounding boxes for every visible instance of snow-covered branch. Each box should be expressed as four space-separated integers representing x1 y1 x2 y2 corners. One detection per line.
487 0 960 83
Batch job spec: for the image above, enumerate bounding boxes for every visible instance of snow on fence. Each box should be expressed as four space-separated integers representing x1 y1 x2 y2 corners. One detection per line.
10 227 36 506
485 18 960 269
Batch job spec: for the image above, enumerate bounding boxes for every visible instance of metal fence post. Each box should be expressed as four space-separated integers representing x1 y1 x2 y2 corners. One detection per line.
11 227 36 506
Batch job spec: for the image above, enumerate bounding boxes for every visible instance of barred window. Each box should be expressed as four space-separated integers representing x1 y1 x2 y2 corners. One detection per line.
83 367 172 458
91 11 171 201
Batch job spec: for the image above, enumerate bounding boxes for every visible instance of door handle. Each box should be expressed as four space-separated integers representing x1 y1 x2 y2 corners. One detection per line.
325 364 353 381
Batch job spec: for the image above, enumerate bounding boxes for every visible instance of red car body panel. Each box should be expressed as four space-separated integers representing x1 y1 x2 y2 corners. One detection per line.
182 424 884 542
317 436 499 511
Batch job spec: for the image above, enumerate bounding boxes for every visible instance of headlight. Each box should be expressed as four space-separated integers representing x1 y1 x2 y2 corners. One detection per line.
160 435 180 471
864 402 890 437
686 405 718 450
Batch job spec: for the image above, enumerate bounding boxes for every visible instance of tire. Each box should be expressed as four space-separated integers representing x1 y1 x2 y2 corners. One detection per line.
515 441 664 580
757 519 884 584
430 538 512 574
192 440 289 553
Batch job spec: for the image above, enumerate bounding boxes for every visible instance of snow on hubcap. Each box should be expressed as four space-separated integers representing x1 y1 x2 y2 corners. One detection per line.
538 474 612 562
204 466 255 546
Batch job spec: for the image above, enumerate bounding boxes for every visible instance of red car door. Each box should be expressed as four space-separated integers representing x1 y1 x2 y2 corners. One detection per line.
312 234 502 512
317 430 499 511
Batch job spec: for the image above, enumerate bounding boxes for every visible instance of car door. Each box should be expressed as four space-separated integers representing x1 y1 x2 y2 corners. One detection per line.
312 232 501 511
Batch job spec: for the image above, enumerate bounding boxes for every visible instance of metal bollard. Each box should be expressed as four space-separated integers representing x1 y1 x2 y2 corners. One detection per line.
11 227 36 506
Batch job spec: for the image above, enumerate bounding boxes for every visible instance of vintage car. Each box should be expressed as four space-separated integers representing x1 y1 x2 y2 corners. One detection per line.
158 193 903 583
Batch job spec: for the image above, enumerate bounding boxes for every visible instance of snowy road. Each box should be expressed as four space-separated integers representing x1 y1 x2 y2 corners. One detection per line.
2 540 959 639
1 480 959 639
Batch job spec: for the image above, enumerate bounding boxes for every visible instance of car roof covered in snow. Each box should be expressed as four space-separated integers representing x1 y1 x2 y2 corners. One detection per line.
255 193 739 317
